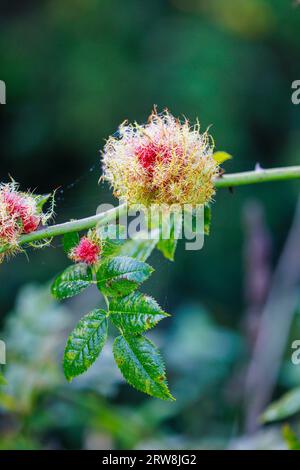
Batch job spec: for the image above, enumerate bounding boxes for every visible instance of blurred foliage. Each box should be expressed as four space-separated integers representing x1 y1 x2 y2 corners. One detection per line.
282 425 300 450
0 283 242 449
260 309 300 425
0 0 300 450
261 387 300 424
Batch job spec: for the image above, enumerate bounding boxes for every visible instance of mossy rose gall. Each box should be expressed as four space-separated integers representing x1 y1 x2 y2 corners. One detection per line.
69 230 102 265
0 182 53 261
102 109 220 207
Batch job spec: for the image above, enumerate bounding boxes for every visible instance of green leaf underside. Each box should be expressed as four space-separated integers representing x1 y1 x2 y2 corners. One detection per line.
100 224 126 257
110 292 169 334
157 238 178 262
261 387 300 423
157 213 182 261
113 335 174 401
63 232 80 254
64 309 108 381
117 235 158 262
51 263 93 300
96 256 153 297
103 227 159 262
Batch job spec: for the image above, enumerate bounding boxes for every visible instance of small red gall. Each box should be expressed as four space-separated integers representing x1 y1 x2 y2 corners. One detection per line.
0 183 44 253
70 237 101 265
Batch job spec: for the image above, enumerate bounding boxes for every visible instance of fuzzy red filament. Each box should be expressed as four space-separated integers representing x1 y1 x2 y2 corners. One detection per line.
3 190 41 234
70 237 101 265
135 142 173 174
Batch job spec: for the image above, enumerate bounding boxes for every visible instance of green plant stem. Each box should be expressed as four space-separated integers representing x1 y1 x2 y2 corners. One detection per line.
1 165 300 255
214 165 300 188
103 293 110 311
0 204 127 255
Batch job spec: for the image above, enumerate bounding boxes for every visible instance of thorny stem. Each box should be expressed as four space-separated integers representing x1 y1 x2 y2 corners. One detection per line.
1 165 300 255
214 165 300 188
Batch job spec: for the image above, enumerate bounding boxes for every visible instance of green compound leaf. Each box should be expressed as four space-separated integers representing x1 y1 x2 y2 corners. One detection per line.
157 213 182 262
99 224 126 258
64 309 108 381
96 256 153 298
113 334 174 401
63 232 80 254
110 292 169 334
51 263 93 300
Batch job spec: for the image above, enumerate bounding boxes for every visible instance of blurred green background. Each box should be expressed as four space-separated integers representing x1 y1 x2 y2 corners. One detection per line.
1 0 300 450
